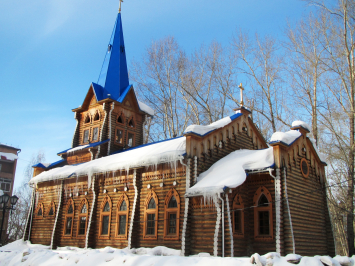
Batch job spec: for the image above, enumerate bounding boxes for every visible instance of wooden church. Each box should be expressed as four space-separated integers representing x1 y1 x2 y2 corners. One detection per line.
23 7 335 257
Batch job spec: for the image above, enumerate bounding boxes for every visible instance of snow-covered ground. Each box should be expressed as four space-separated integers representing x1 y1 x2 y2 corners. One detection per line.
0 240 353 266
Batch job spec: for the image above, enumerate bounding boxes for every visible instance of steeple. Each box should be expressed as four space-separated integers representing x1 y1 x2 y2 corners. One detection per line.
97 12 130 101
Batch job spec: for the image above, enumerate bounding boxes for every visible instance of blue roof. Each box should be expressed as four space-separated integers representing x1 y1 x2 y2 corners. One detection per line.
33 159 66 169
96 13 130 101
57 139 110 155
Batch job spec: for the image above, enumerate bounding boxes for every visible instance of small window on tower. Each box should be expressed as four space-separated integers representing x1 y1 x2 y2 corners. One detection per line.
115 129 123 144
92 127 99 141
94 112 100 121
83 129 89 143
127 132 134 147
117 115 123 124
128 118 134 128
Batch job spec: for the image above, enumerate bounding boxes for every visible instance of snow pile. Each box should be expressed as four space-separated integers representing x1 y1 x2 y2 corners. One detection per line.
269 130 301 145
0 240 353 266
292 120 311 132
184 116 232 136
0 152 18 161
186 148 274 197
30 137 186 187
66 144 91 154
138 100 155 116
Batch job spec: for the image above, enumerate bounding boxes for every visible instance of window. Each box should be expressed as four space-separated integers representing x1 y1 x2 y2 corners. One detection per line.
77 199 89 237
83 129 89 143
99 195 112 239
115 128 123 144
128 118 134 128
64 199 74 237
92 127 99 141
47 202 56 218
116 194 129 239
144 191 158 239
127 132 134 147
253 186 273 240
117 113 124 124
93 111 100 121
84 114 91 124
0 164 2 172
164 189 180 240
35 203 44 219
232 194 244 237
300 158 309 178
0 178 11 192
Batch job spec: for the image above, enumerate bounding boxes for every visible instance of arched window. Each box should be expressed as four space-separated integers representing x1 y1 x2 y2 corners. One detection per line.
144 190 158 239
63 199 74 237
116 194 129 239
164 189 180 240
232 194 244 237
84 114 91 124
117 113 124 124
93 111 100 121
99 195 112 239
128 117 135 128
253 186 273 240
35 203 44 219
77 199 89 238
47 201 56 218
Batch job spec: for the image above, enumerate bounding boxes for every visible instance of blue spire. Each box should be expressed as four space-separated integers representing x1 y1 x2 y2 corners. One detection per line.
97 13 130 100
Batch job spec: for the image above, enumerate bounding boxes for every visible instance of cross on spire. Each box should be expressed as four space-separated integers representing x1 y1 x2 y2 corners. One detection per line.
119 0 124 13
239 83 245 107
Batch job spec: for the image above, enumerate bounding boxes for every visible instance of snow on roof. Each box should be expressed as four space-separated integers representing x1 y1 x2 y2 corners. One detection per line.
184 113 242 136
58 139 110 155
292 120 311 132
30 137 186 187
269 130 301 146
0 152 18 161
186 148 274 197
138 100 155 116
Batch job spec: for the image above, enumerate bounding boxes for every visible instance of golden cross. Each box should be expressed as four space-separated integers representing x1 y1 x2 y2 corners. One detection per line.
119 0 124 13
238 83 244 107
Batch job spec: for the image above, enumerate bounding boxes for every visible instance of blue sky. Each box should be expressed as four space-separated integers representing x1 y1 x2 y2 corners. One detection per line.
0 0 313 189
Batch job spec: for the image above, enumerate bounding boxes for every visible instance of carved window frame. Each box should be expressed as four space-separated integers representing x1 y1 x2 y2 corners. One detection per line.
117 112 125 125
84 113 91 124
47 201 56 219
63 199 74 238
232 194 244 238
115 193 129 239
253 186 273 241
143 190 158 240
93 110 101 122
128 116 135 129
163 188 180 240
77 198 89 238
99 195 112 239
34 202 44 219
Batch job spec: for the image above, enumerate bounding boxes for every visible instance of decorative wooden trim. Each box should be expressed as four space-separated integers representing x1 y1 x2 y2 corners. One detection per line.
163 188 180 240
46 201 56 218
115 127 124 145
34 202 44 219
232 194 244 238
126 131 135 148
63 199 74 238
143 190 158 240
300 158 309 178
99 195 112 239
253 186 273 241
115 193 129 239
77 198 89 238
